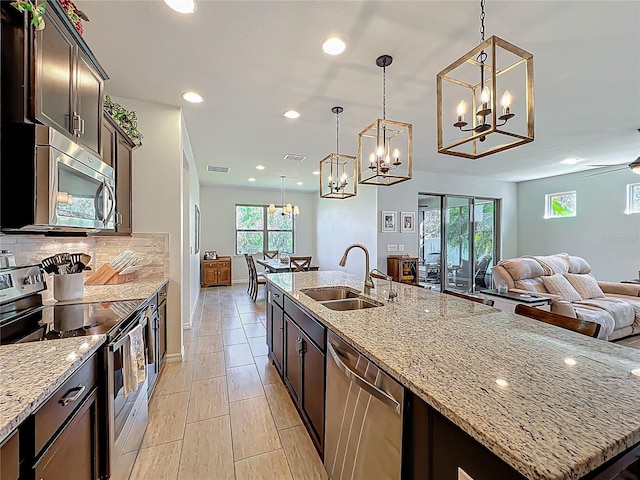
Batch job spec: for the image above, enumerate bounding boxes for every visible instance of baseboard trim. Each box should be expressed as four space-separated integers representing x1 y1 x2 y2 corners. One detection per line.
165 352 183 363
232 279 250 285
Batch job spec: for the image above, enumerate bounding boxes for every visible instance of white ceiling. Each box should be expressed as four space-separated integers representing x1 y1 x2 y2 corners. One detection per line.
82 1 640 193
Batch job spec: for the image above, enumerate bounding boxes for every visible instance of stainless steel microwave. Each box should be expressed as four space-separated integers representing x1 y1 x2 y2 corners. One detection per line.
1 124 116 232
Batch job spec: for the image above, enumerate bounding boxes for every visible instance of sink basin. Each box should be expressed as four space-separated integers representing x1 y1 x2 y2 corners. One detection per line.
320 298 383 311
301 287 360 302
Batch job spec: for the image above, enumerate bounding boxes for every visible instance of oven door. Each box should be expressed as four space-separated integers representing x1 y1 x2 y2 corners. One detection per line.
106 311 149 478
45 145 116 230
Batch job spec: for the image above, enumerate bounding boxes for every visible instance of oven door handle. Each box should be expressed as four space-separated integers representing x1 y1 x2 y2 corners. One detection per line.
108 316 148 352
94 181 106 222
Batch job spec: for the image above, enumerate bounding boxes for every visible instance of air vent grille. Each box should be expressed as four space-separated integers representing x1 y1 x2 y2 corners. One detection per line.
284 154 306 162
206 165 231 173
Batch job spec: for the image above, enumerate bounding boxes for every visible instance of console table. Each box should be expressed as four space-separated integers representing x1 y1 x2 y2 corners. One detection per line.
479 289 552 313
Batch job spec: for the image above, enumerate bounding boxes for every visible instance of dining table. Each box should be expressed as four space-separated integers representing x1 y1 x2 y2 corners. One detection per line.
256 258 319 273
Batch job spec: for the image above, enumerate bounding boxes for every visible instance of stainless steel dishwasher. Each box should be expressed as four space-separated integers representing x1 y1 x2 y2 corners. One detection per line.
324 331 404 480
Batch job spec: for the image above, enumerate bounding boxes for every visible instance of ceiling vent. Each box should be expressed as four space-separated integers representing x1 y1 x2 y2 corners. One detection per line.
284 154 306 162
206 165 231 173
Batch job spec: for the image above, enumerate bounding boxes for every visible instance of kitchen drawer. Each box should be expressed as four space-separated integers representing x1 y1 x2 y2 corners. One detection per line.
284 296 325 351
270 284 285 308
34 353 98 455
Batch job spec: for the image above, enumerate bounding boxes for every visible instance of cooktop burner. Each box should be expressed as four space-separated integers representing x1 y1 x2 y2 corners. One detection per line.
1 300 141 344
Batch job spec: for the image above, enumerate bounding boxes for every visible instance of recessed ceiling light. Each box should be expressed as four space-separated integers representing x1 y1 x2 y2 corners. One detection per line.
297 181 303 185
182 91 203 103
561 157 580 165
283 110 300 119
256 165 265 170
322 36 346 55
312 170 320 175
164 0 196 14
248 178 256 182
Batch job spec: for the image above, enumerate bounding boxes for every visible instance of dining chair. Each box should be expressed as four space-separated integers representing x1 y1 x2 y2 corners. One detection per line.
289 256 312 272
244 254 266 301
263 250 279 260
514 304 601 338
442 289 495 307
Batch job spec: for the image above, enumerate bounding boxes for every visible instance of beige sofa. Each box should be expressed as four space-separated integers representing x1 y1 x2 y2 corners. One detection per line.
492 253 640 340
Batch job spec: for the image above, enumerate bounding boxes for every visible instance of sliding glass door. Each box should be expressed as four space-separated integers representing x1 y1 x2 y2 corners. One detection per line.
418 193 499 293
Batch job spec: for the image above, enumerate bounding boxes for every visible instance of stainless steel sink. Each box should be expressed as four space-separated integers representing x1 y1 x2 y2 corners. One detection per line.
320 298 383 311
301 287 361 302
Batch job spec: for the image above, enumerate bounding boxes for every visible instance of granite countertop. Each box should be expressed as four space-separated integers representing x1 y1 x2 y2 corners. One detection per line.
0 335 106 444
0 275 169 445
44 274 169 305
267 271 640 480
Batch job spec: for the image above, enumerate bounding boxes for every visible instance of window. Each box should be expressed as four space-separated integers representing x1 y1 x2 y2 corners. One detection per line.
544 191 576 219
626 183 640 214
235 205 294 255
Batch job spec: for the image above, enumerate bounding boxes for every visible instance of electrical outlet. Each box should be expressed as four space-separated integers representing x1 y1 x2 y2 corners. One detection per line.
387 245 398 252
398 244 405 251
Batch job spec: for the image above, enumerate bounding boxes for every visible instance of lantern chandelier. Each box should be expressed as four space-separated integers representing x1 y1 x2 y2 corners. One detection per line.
268 175 299 217
319 106 357 199
436 0 534 159
358 55 413 186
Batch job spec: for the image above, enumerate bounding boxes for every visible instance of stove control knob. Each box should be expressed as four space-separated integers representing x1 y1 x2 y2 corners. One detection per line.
24 276 33 285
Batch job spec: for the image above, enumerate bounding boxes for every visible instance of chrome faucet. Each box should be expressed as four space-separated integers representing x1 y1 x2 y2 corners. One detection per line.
338 244 375 289
370 268 398 302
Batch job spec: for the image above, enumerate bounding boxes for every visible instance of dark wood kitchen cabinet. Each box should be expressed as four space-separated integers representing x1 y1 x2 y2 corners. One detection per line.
29 351 102 480
0 430 20 480
101 113 136 235
147 281 169 397
267 283 285 376
1 0 108 158
282 296 325 454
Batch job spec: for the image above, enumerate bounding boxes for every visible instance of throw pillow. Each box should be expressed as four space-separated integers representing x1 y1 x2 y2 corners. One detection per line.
541 274 583 302
564 273 605 299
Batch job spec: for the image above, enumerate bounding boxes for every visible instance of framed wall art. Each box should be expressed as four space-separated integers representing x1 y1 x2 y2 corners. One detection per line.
401 211 415 233
381 211 396 232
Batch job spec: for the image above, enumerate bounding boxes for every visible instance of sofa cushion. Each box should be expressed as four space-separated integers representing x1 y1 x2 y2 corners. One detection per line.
567 256 592 274
564 273 605 299
572 305 616 340
535 254 570 275
499 258 545 281
542 274 583 302
514 278 549 294
575 298 636 330
598 281 640 298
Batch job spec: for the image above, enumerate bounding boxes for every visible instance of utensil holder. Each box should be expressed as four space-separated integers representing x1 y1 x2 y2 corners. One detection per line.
53 273 84 301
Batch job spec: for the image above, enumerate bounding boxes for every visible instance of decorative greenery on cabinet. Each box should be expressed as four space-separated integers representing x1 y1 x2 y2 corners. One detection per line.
104 95 144 146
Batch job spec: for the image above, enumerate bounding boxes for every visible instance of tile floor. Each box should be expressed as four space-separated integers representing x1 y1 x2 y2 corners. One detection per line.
130 285 328 480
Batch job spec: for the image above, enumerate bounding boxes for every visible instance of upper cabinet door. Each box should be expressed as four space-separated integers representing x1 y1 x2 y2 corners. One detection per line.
33 9 74 136
75 51 104 157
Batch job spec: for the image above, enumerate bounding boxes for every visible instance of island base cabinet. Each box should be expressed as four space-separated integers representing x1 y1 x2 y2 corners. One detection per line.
33 389 100 480
0 430 19 480
270 302 285 375
406 391 526 480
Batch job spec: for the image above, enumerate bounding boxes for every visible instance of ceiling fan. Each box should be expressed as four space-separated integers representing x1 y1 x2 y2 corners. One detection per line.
580 156 640 178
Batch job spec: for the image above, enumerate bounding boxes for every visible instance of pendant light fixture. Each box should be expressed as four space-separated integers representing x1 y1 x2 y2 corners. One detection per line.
358 55 413 186
436 0 534 159
319 106 357 199
268 175 299 217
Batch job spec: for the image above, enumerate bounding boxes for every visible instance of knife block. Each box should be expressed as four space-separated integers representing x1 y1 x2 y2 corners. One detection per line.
84 264 118 285
105 272 135 284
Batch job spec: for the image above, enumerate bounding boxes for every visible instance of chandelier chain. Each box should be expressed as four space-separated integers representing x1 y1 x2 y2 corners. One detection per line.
336 110 339 153
480 0 486 43
382 66 386 120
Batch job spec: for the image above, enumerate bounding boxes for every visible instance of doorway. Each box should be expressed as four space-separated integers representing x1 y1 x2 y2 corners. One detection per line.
418 193 500 293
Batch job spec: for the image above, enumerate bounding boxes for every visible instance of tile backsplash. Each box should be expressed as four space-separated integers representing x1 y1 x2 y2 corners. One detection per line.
0 232 169 297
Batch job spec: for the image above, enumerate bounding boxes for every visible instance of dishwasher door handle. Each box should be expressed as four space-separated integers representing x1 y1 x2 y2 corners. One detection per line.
327 341 401 414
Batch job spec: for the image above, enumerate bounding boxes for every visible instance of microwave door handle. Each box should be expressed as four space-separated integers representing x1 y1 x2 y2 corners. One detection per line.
103 179 116 225
94 181 105 221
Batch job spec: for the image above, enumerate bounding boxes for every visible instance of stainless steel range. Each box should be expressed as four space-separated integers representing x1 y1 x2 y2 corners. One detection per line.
0 265 151 480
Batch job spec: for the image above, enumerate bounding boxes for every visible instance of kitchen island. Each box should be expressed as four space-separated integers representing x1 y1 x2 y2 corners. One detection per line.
266 270 640 480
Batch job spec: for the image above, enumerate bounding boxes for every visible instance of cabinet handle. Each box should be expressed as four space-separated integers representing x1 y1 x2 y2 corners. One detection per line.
79 116 85 135
59 384 86 406
115 211 123 225
159 291 167 297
